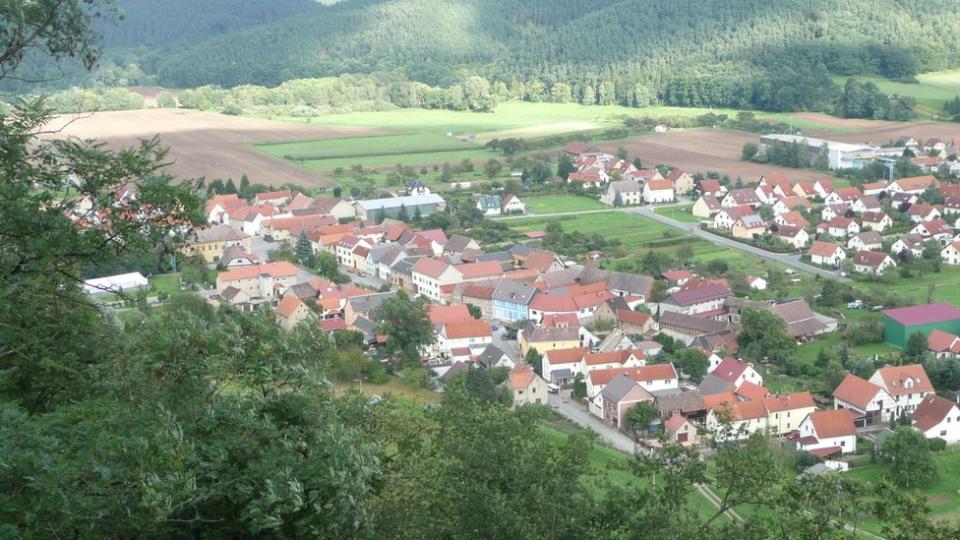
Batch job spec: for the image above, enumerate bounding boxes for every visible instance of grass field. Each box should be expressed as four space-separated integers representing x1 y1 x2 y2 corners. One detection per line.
831 70 960 114
335 374 441 404
507 211 787 276
257 132 475 161
525 195 606 214
149 273 180 295
654 204 700 223
846 447 960 535
855 266 960 306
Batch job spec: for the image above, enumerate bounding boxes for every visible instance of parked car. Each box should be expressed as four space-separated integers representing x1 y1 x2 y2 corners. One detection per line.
846 300 863 309
547 384 560 394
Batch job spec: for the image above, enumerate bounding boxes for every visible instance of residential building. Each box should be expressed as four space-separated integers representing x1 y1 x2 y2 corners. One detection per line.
869 363 935 417
664 413 699 445
912 395 960 444
941 241 960 265
731 214 766 239
888 175 938 195
599 374 655 429
541 347 588 384
665 169 694 194
692 194 722 217
275 293 311 331
847 231 883 252
852 250 897 275
520 326 582 358
660 283 732 316
437 320 493 357
182 225 251 263
411 258 462 302
508 363 549 407
501 194 526 214
601 180 642 206
216 262 299 298
708 357 763 390
833 373 895 426
808 241 846 267
492 279 537 322
476 194 502 216
796 409 858 456
643 179 675 204
764 392 816 436
860 211 892 232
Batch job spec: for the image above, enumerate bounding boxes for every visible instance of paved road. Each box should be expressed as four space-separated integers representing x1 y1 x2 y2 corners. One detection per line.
624 206 851 282
548 389 644 454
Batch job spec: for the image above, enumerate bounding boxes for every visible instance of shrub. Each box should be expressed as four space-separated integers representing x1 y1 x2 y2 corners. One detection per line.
929 437 947 452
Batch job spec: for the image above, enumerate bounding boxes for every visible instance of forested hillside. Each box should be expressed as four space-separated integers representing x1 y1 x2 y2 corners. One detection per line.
151 0 960 111
0 0 319 92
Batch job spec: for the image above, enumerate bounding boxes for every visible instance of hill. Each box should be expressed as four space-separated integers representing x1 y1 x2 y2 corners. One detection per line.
150 0 960 112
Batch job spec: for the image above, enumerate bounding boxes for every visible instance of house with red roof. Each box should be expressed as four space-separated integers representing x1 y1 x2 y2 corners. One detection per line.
586 364 679 415
643 179 675 204
763 392 816 435
796 409 857 456
664 168 694 194
697 179 726 197
598 374 655 430
860 211 892 232
705 396 769 439
833 373 895 426
906 203 941 223
852 250 896 275
411 258 462 302
275 293 312 331
660 283 732 317
541 347 588 384
205 193 245 224
823 186 862 206
216 261 299 298
664 413 698 445
927 329 960 358
721 188 761 208
713 205 755 230
808 241 846 267
888 175 938 195
912 394 960 444
869 363 935 417
436 320 493 358
508 363 549 407
817 216 860 238
254 190 296 207
708 357 763 390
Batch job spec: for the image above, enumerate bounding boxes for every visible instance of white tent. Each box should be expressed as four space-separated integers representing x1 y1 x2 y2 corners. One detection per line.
82 272 149 295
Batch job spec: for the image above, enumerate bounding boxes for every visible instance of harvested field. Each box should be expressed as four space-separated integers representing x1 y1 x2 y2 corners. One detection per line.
802 116 960 145
594 129 833 182
43 109 380 187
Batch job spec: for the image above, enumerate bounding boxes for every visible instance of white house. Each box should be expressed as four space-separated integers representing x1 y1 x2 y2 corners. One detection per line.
602 180 642 206
436 320 493 357
852 251 896 275
775 226 810 249
847 231 882 252
746 276 767 290
891 234 928 258
708 357 763 390
833 373 895 426
643 179 675 204
796 409 858 456
411 258 463 302
808 241 846 267
509 363 550 407
942 241 960 265
860 212 892 232
501 194 526 214
912 395 960 444
869 364 935 418
541 347 587 384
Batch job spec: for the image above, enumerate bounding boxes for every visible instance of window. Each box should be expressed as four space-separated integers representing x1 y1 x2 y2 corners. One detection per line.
840 441 845 447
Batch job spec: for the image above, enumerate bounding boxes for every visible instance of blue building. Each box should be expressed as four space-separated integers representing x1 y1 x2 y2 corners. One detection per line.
492 279 537 322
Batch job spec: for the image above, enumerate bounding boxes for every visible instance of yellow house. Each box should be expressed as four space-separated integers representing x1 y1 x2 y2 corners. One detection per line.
519 326 581 357
182 225 251 263
692 195 721 218
276 293 312 331
763 392 816 436
731 215 766 239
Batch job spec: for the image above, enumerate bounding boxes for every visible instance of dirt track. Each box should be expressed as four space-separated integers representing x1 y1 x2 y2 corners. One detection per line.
595 129 833 183
44 109 380 187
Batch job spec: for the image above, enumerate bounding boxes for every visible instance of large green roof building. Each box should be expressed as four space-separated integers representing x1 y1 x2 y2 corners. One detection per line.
883 303 960 348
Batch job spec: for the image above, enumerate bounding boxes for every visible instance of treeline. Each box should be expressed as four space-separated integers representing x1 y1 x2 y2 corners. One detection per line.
150 0 960 113
40 86 145 113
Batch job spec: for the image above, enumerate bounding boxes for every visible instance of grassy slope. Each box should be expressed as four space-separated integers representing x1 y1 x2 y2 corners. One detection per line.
832 70 960 114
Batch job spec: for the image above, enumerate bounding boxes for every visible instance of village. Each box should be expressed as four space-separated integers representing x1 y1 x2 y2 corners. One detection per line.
72 127 960 486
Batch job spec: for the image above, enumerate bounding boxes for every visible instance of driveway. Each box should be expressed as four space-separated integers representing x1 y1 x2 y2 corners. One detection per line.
492 326 520 363
548 389 644 455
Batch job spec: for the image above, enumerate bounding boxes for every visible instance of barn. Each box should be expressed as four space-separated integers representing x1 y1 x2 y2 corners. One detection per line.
883 303 960 348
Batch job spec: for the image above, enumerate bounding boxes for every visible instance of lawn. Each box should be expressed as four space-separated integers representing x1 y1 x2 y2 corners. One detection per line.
853 265 960 306
654 204 700 223
149 273 180 295
507 211 793 277
335 374 441 404
845 447 960 535
524 195 606 214
256 132 476 161
539 416 718 519
830 70 960 114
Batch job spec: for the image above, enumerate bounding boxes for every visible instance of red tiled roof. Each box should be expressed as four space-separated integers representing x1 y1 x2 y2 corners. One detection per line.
883 303 960 326
712 357 750 384
588 364 677 386
428 304 473 325
894 175 937 191
412 258 453 279
646 179 673 191
508 362 538 389
276 293 304 318
928 329 960 353
808 409 856 438
833 373 883 410
218 261 299 282
544 347 588 365
667 283 731 307
443 320 492 339
542 313 580 328
616 309 651 326
664 412 689 432
874 363 934 396
808 241 841 258
853 250 889 267
456 261 504 279
763 391 815 413
735 381 769 402
912 395 959 432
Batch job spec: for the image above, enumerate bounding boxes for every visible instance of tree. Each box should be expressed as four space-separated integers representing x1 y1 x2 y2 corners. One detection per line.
617 146 628 160
626 401 658 438
397 203 410 222
156 90 177 108
572 372 587 399
483 158 502 179
373 290 433 364
736 309 796 366
550 82 572 103
525 348 543 376
466 303 482 319
880 427 938 488
557 153 575 179
294 231 313 264
671 348 709 382
316 251 346 282
741 142 759 160
904 331 929 362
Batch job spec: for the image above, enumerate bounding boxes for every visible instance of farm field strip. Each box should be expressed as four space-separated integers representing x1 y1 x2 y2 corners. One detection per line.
256 132 476 161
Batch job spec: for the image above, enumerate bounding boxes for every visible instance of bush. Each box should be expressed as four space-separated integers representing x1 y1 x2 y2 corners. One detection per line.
794 450 823 472
929 437 947 452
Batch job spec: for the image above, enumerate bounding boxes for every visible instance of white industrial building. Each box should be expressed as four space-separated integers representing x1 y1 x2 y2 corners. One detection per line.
759 134 881 170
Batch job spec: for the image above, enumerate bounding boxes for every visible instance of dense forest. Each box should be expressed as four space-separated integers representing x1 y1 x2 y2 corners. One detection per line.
10 0 960 113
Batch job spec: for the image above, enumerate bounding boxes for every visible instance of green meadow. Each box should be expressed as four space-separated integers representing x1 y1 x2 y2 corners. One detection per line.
832 70 960 114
